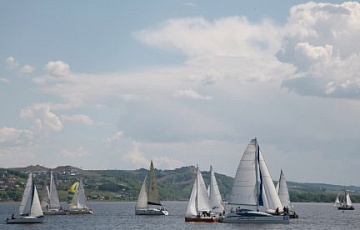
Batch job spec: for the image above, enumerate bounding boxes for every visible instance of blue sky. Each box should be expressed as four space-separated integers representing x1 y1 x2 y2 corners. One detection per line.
1 1 360 186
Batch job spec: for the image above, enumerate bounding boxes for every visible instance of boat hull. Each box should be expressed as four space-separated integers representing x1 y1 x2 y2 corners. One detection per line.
43 210 68 215
185 216 218 222
338 206 354 210
68 208 93 214
6 215 45 224
219 212 289 224
135 208 169 216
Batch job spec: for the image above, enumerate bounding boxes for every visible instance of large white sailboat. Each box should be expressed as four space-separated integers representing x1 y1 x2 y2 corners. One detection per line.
219 138 289 224
43 171 67 215
208 165 224 215
135 161 169 215
276 169 298 218
67 179 93 214
6 173 45 224
185 166 218 222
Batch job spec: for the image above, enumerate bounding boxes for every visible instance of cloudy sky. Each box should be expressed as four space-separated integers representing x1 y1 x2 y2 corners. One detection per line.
1 1 360 186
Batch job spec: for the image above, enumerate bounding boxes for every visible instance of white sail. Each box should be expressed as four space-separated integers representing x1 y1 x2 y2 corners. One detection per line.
258 150 283 212
30 185 44 217
19 173 33 215
209 165 224 213
334 193 340 207
229 139 258 206
70 179 88 210
185 166 211 216
49 171 61 209
185 174 198 216
136 176 148 210
277 170 291 208
345 192 352 206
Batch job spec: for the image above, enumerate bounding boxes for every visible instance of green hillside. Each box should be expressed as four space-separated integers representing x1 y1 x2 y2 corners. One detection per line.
1 165 360 203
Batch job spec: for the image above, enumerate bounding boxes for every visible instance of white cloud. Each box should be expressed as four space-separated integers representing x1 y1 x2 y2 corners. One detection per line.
0 127 34 145
104 132 124 144
61 114 94 126
19 64 35 74
44 61 70 76
122 141 150 168
0 78 9 84
20 104 63 133
58 147 87 158
173 88 212 100
5 56 19 70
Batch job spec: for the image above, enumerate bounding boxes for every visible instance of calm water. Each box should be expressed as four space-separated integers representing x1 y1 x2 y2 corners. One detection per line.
0 201 359 229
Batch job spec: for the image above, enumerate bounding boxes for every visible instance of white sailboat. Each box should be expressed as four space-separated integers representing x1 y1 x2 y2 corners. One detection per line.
135 161 169 215
334 190 354 210
6 173 45 224
185 166 218 222
43 171 67 215
219 138 289 224
67 178 93 214
276 169 298 218
208 165 224 214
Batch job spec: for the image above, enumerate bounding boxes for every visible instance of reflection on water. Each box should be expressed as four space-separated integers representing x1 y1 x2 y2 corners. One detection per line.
1 202 359 229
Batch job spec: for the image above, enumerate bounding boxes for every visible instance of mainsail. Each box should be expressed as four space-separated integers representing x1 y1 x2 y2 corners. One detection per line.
135 176 148 210
49 171 61 209
148 161 161 206
208 165 224 213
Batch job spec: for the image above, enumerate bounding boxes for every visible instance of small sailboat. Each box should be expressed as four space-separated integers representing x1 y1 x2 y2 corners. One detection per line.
334 190 354 210
219 138 289 224
42 171 67 215
208 165 225 215
67 178 93 214
6 173 45 224
276 169 298 218
185 166 218 222
135 161 169 215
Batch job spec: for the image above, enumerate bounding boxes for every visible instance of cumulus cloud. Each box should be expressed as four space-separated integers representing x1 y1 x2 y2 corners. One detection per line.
20 104 63 133
104 132 124 144
44 61 70 76
19 64 35 74
0 78 9 84
0 127 34 145
279 2 360 99
122 142 150 168
5 56 19 70
61 114 94 126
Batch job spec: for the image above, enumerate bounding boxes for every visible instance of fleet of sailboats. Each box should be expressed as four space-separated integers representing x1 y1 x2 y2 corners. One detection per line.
4 143 304 225
219 138 289 224
6 173 45 224
185 166 218 222
135 161 169 215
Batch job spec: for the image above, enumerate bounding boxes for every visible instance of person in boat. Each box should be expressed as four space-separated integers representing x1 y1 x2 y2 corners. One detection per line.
11 214 15 219
230 207 234 213
275 207 280 215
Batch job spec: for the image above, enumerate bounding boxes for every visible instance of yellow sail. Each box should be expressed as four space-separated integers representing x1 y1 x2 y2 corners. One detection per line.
67 181 79 204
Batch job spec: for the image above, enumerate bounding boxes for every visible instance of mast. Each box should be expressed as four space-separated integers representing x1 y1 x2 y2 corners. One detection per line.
255 138 259 211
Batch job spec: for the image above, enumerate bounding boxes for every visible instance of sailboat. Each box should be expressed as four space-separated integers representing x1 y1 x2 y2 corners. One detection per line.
334 190 354 210
42 171 67 215
135 161 169 215
185 166 218 222
208 165 225 215
276 169 298 218
6 172 45 224
219 138 289 224
67 178 93 214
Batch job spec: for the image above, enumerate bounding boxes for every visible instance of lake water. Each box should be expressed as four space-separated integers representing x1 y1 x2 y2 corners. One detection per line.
0 201 358 229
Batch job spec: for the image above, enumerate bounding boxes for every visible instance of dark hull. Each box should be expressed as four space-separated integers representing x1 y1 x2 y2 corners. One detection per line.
338 206 354 210
185 216 218 222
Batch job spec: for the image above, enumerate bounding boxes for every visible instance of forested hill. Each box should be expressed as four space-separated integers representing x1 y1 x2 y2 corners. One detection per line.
1 165 360 203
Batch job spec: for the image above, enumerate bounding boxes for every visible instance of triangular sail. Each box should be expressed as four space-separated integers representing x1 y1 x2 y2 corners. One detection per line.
277 169 291 208
49 171 61 209
30 185 43 217
196 167 211 212
136 176 148 210
41 185 50 209
209 165 224 213
19 173 34 215
229 139 258 206
334 193 340 207
345 191 352 206
185 172 198 216
69 179 88 209
67 181 79 204
258 150 283 211
147 161 161 206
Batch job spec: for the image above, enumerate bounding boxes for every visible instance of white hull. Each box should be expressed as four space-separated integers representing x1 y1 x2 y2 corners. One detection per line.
68 208 93 214
6 215 45 224
219 211 289 224
135 208 169 216
43 209 68 215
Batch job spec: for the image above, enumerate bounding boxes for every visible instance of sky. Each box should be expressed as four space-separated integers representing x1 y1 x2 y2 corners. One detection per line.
1 1 360 186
